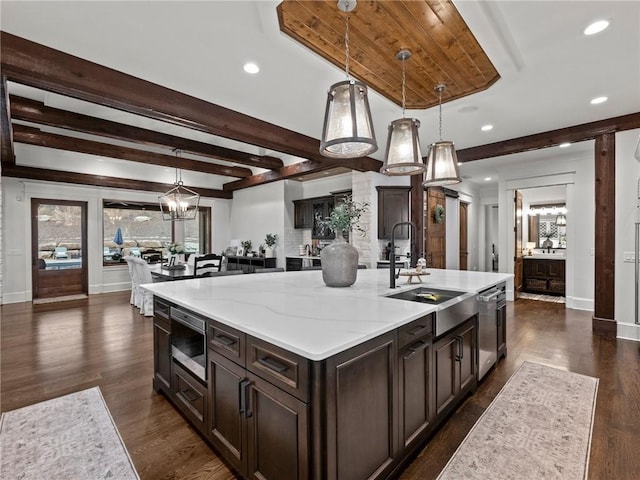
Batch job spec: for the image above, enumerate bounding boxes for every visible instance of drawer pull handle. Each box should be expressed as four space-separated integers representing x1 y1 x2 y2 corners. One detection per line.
258 356 289 373
403 340 428 359
407 325 427 336
214 334 236 347
181 388 198 403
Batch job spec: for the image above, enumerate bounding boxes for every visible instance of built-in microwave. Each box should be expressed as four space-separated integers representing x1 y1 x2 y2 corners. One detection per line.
170 307 206 382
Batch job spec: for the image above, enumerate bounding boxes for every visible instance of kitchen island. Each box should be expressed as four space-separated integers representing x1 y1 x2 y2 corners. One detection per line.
143 269 512 480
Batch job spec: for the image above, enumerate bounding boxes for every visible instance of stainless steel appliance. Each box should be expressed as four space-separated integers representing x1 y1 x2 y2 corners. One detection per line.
477 284 506 380
170 306 206 381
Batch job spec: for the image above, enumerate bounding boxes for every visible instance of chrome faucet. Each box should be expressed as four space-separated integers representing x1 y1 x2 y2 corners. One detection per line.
390 221 416 288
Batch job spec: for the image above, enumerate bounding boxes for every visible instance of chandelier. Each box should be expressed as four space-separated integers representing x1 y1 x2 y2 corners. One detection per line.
158 149 200 221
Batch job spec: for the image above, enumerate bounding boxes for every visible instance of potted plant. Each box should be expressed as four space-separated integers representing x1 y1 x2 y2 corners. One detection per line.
316 195 369 287
167 242 185 263
264 233 278 258
241 240 252 257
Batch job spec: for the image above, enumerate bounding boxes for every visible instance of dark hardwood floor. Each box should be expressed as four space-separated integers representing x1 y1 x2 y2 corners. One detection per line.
1 292 639 479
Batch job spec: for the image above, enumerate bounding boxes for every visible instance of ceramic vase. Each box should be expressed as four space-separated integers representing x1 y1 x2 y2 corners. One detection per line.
321 231 358 287
265 246 275 258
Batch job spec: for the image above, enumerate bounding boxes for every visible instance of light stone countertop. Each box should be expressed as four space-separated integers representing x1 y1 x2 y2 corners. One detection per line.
142 268 513 361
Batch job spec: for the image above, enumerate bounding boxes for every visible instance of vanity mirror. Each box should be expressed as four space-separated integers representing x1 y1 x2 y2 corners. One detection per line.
528 203 567 249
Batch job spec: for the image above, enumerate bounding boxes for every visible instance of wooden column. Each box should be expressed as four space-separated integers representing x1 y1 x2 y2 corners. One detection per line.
593 133 616 337
410 174 424 263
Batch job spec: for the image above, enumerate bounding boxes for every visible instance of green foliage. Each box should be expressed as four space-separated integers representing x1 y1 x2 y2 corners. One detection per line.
167 242 185 254
241 240 253 252
316 195 369 236
265 233 278 247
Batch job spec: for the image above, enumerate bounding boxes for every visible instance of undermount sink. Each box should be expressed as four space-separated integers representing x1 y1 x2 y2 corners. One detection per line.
387 287 478 337
387 287 467 305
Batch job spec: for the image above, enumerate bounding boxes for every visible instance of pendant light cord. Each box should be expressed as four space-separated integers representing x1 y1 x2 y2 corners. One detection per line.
401 56 406 118
344 6 350 79
438 87 443 140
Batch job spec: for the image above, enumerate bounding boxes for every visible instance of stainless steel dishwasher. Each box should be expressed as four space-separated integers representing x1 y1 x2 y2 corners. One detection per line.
477 284 506 380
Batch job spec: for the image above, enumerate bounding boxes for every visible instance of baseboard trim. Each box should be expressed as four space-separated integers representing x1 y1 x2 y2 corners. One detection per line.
592 315 617 338
566 296 594 311
617 322 640 342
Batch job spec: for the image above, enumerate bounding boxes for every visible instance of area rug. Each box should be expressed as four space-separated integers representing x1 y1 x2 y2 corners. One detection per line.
519 292 566 303
32 293 88 304
437 361 598 480
0 387 139 479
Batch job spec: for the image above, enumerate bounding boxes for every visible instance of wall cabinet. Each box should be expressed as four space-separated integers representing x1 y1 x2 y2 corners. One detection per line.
293 199 314 229
523 258 565 295
434 317 477 417
377 186 411 239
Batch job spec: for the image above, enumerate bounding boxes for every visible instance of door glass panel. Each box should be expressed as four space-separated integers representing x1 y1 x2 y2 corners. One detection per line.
37 204 83 270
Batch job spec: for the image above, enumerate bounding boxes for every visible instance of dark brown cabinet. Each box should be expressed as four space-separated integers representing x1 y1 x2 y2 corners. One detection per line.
398 315 434 451
434 317 477 417
377 186 411 239
523 258 565 295
172 361 208 435
293 199 313 229
153 299 171 392
311 196 335 239
226 255 277 273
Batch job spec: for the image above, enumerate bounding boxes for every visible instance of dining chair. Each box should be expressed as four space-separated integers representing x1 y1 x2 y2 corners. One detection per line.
123 256 137 306
132 257 154 316
194 253 223 277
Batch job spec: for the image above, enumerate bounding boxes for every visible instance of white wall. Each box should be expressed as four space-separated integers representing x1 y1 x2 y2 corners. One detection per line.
615 129 640 341
1 177 228 303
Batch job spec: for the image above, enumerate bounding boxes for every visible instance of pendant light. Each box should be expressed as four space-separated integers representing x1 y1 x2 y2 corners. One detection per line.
423 84 461 186
555 214 567 226
319 0 377 159
159 149 200 221
380 49 426 176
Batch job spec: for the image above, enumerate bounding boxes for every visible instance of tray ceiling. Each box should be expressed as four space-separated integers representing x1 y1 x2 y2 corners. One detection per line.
277 0 500 108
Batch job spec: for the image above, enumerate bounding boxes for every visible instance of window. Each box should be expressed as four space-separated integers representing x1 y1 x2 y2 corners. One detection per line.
102 201 211 265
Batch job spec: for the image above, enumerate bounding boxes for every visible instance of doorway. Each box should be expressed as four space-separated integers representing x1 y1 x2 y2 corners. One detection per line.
31 199 88 300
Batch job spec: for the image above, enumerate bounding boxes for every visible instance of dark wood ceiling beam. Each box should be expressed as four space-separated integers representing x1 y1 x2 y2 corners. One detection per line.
456 112 640 162
223 160 341 191
9 95 284 170
13 124 253 178
1 76 15 165
1 32 381 173
1 164 232 199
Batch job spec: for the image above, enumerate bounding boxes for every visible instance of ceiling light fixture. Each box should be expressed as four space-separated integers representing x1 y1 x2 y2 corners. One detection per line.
319 0 377 159
559 142 571 148
590 96 608 105
423 84 461 186
159 149 200 221
380 49 425 176
481 124 493 132
584 20 609 36
243 62 260 74
555 214 567 226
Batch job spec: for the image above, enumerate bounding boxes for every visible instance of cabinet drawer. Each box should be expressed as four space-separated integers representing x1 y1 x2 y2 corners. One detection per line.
398 314 434 349
525 278 547 290
172 361 207 433
548 279 565 293
208 319 246 367
154 298 171 320
247 336 309 402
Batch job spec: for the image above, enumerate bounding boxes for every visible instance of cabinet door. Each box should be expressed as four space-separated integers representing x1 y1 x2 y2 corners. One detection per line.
496 303 507 360
208 351 247 477
294 200 313 229
457 321 477 393
531 259 548 277
399 336 433 449
153 318 171 393
246 373 309 480
434 335 458 416
548 260 565 279
311 197 335 239
377 187 410 239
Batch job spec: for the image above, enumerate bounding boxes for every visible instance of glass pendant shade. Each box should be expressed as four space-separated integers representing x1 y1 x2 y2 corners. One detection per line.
320 79 378 158
423 141 462 186
555 214 567 226
380 118 425 175
159 181 200 221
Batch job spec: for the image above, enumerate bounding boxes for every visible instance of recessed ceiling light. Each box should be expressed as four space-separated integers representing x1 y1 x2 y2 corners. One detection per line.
243 62 260 74
590 96 608 105
584 20 609 36
481 124 493 132
559 142 571 148
484 177 492 182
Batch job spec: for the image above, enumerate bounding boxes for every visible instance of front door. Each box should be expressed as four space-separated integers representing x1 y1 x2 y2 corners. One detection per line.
513 191 523 297
31 199 88 300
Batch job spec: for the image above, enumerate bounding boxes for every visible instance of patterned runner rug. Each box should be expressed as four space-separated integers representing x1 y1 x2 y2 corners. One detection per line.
437 361 598 480
519 292 566 303
0 387 139 479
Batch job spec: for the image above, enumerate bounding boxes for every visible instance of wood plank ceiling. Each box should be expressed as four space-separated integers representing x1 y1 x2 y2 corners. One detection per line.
277 0 500 108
